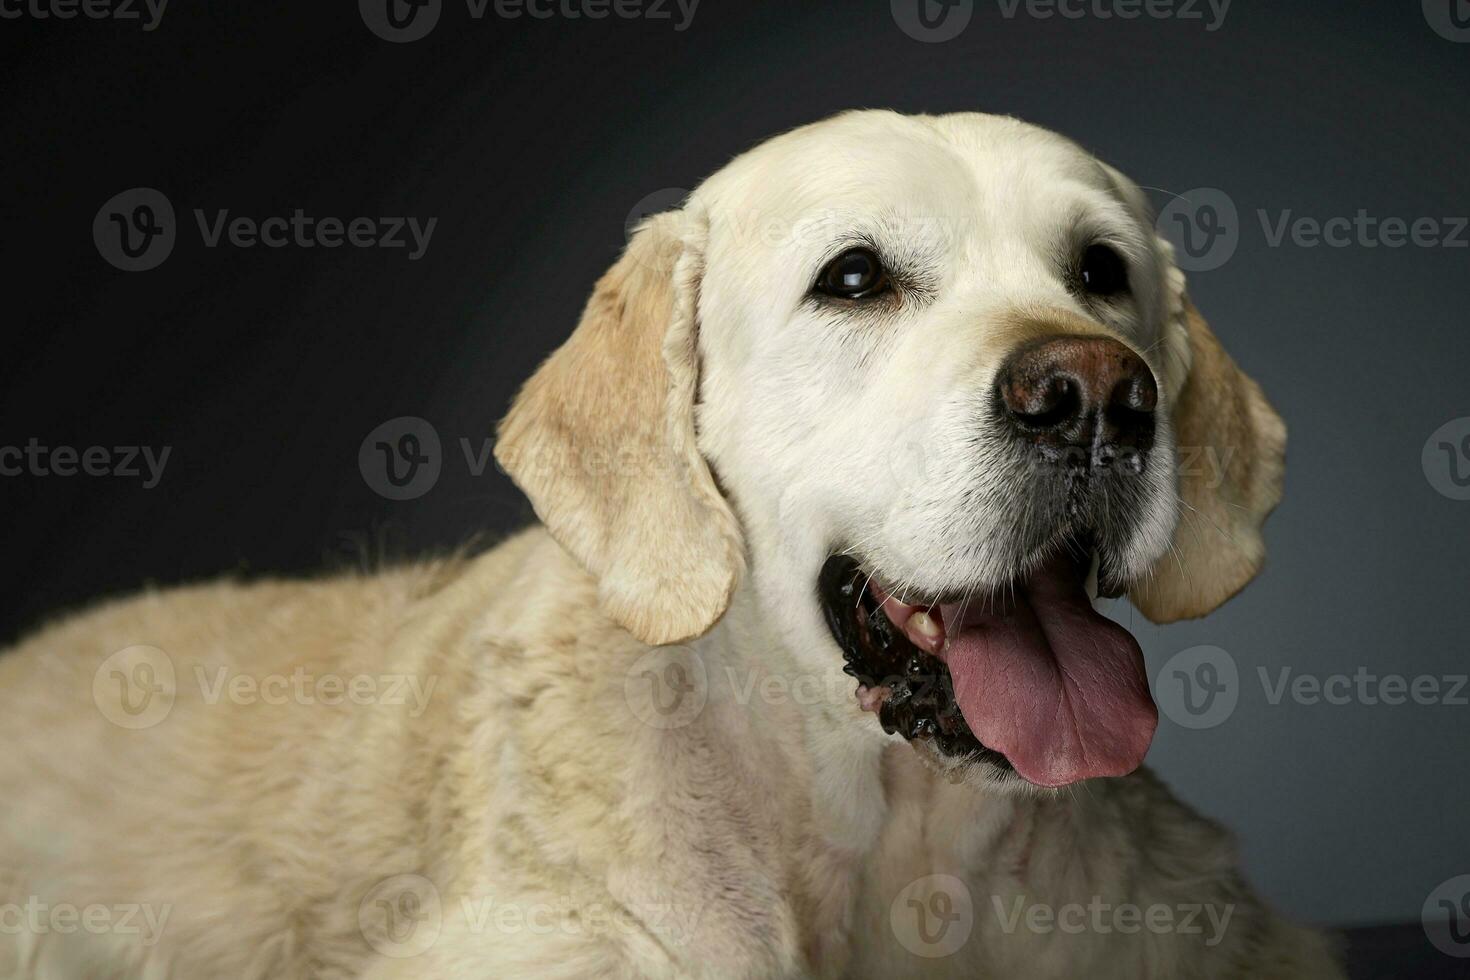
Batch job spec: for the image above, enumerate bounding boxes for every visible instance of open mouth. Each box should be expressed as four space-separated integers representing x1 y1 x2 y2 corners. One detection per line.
818 536 1158 788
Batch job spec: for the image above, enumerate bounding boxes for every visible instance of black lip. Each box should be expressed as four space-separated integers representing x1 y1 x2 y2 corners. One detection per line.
817 555 1012 772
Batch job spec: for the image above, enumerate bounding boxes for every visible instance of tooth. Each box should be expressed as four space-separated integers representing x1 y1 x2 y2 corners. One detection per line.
907 611 942 641
1085 552 1101 602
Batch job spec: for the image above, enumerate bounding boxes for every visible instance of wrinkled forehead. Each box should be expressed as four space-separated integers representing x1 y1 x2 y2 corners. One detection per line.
692 112 1139 262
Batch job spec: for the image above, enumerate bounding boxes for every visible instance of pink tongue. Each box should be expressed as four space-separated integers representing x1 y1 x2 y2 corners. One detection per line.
939 554 1157 788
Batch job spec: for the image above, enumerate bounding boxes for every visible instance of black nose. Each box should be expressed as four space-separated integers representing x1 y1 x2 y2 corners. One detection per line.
996 335 1157 468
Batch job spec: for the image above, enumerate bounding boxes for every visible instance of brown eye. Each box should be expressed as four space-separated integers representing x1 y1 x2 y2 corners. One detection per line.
1079 243 1129 296
817 247 890 300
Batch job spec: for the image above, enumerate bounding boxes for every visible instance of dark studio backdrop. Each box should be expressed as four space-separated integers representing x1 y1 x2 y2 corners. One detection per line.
2 0 1468 969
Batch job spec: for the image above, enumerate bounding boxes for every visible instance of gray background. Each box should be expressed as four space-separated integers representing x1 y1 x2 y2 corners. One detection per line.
1 0 1466 933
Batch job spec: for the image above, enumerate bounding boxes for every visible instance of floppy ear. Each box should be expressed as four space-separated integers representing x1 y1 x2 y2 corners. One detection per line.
494 209 744 645
1131 259 1287 622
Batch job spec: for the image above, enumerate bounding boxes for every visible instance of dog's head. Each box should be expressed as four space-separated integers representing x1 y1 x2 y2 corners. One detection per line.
496 111 1284 790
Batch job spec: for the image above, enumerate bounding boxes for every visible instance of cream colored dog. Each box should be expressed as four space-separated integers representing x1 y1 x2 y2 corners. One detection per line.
1 111 1344 978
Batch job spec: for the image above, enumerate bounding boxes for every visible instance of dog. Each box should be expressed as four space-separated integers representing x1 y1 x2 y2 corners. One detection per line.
0 110 1344 978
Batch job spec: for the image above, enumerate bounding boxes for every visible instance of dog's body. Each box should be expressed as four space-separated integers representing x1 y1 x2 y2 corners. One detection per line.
0 530 1336 978
2 111 1345 978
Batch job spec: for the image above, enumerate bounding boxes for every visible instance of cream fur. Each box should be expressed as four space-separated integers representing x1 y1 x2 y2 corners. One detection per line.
1 111 1339 979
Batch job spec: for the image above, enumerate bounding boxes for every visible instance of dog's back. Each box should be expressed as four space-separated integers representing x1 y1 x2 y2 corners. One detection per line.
0 550 485 977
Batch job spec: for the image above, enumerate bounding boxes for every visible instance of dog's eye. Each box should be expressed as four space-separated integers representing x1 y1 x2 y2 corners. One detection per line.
1079 244 1129 296
816 248 890 300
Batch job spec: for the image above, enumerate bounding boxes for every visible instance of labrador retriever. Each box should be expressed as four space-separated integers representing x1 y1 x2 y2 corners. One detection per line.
0 110 1344 979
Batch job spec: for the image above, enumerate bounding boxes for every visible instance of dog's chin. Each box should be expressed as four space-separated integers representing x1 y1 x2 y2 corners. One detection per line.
816 533 1159 791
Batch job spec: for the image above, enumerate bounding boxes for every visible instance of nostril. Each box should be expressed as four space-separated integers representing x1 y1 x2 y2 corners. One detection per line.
1111 373 1158 415
1103 370 1158 454
1008 375 1079 430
